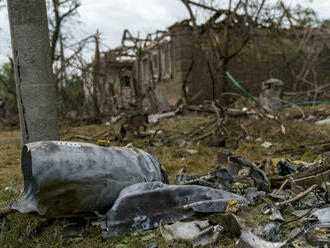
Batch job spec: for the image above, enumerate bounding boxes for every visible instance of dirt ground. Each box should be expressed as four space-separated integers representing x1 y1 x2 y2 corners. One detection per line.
0 105 329 248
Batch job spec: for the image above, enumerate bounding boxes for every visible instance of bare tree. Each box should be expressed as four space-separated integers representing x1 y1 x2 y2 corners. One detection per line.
7 0 59 144
91 31 102 122
48 0 81 63
181 0 267 100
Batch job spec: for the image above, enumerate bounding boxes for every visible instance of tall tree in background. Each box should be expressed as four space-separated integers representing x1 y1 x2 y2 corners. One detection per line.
7 0 59 144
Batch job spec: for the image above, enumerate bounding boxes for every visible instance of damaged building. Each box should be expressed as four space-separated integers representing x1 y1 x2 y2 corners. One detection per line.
92 20 330 114
97 21 216 113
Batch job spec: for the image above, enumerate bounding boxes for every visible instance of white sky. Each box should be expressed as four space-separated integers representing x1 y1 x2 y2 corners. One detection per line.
1 0 330 65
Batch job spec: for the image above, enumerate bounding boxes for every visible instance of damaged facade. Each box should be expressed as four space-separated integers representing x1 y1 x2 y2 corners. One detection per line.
95 21 216 113
92 21 330 114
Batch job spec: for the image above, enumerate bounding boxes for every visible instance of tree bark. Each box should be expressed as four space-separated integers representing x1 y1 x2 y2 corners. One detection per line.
7 0 59 144
91 31 101 122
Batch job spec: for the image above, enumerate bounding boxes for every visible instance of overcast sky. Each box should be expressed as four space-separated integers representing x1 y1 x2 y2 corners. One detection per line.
1 0 330 65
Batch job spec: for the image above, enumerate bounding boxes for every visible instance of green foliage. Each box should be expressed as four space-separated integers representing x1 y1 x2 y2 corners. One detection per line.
321 18 330 29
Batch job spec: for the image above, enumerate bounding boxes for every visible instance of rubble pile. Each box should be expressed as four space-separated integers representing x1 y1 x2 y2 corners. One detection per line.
171 154 330 247
9 140 330 247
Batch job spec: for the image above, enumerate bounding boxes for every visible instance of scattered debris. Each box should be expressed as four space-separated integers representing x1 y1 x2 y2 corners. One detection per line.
310 207 330 223
148 108 181 124
209 213 246 234
305 223 330 246
102 182 247 237
186 149 199 154
259 78 284 111
160 220 223 247
235 230 287 248
261 141 273 149
287 227 303 242
174 168 233 188
261 203 284 222
217 151 234 163
261 223 282 242
7 123 330 247
228 156 271 192
315 118 330 126
276 160 299 176
244 187 265 206
275 184 318 207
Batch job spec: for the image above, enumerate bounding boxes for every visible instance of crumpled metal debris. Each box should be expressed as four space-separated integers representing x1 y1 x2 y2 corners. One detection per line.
270 158 329 189
261 203 284 222
244 187 265 206
261 141 273 149
310 207 330 223
305 223 330 246
259 78 284 111
228 156 271 192
261 223 282 242
12 141 166 216
276 160 300 176
305 207 330 246
159 220 223 247
102 181 247 237
235 230 287 248
148 108 180 124
209 213 246 234
174 168 233 188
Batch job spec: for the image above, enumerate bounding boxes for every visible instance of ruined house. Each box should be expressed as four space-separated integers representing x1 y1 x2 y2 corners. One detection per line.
96 21 330 114
100 21 216 113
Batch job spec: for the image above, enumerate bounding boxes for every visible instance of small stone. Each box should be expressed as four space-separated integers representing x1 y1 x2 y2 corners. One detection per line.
261 141 273 149
186 149 198 154
148 243 158 248
315 118 330 126
179 140 192 147
305 115 317 121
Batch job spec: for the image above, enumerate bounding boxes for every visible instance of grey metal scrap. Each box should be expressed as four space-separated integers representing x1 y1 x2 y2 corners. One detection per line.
160 220 223 247
235 230 287 248
12 141 166 216
102 181 247 237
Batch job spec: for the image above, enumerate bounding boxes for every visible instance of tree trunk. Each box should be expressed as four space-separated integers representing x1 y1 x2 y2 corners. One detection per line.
92 32 101 122
7 0 59 144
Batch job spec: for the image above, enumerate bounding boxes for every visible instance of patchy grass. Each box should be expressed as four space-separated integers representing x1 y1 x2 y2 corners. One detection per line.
0 106 329 247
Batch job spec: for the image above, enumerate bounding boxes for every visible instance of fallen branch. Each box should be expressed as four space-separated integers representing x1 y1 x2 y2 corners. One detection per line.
275 184 318 207
190 128 216 142
275 178 289 195
272 140 330 155
66 135 94 141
